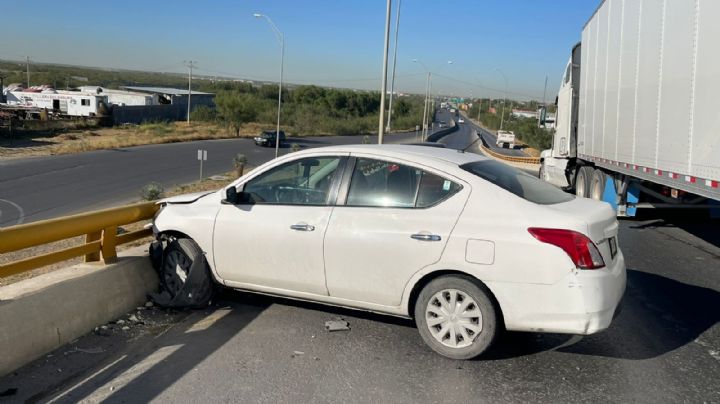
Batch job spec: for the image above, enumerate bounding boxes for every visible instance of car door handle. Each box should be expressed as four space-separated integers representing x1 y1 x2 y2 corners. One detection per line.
290 223 315 232
411 233 441 241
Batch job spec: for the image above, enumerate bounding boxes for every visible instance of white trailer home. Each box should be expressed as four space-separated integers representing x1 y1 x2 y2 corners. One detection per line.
540 0 720 216
5 90 107 117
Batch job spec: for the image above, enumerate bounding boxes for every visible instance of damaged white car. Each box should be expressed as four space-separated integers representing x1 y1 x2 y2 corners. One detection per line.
150 144 626 359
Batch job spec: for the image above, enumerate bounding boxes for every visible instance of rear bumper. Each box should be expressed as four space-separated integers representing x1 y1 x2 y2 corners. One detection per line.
490 251 626 335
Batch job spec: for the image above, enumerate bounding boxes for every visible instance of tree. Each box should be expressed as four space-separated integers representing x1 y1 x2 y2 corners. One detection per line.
216 91 259 136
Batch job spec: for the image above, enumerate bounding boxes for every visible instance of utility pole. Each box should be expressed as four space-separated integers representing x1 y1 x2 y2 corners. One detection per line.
26 56 30 88
377 0 392 144
385 0 402 132
542 74 548 106
184 61 197 124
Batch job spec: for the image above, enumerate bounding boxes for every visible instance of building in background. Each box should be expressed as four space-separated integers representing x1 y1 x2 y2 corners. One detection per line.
78 86 158 106
120 86 215 108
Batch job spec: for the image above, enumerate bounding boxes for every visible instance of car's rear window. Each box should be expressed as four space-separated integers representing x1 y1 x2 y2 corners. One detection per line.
460 160 574 205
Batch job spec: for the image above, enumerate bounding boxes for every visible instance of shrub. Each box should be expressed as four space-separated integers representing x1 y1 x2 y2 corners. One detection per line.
190 105 218 122
140 182 165 201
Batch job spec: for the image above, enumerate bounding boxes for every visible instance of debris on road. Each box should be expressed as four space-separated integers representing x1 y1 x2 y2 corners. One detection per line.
325 319 351 332
75 347 105 354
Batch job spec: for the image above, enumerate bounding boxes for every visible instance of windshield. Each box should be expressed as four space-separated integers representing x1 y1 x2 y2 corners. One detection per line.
460 160 574 205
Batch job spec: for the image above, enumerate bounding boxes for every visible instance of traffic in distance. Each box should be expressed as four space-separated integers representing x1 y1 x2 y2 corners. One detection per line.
150 144 625 359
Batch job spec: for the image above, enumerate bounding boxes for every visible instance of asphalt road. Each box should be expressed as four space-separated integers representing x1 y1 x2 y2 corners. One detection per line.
2 211 718 403
0 131 421 227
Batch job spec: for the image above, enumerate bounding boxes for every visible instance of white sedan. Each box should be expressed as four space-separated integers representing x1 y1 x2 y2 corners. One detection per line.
151 144 626 359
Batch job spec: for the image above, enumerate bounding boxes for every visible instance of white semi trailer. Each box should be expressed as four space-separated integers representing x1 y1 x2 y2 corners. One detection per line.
539 0 719 216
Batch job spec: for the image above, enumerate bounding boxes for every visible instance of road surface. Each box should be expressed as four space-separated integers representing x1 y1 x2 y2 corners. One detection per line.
0 131 420 227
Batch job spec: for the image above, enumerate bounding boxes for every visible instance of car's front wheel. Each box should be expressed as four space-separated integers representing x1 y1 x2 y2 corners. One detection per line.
156 238 214 308
414 275 500 360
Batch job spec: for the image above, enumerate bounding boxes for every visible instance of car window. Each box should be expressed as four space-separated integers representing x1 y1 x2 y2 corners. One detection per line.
243 157 342 205
460 160 574 205
416 171 462 207
346 158 460 208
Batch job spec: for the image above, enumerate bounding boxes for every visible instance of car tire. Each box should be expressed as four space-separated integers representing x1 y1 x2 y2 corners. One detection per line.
159 238 214 308
414 275 500 360
575 166 594 198
590 169 607 201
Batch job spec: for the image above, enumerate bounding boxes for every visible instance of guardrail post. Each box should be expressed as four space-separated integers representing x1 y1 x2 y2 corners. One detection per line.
101 226 118 264
85 231 101 262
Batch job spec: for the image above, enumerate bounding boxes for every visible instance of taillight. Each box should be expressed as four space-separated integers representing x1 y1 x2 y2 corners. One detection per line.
528 228 605 269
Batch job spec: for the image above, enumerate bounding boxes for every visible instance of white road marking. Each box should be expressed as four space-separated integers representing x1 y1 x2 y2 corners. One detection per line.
0 199 25 226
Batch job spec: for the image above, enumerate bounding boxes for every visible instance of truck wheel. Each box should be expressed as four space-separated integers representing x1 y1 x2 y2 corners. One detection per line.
538 162 546 180
575 166 594 198
414 275 500 360
590 169 607 201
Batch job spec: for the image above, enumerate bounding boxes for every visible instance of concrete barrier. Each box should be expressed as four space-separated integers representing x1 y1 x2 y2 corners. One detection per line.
0 246 157 377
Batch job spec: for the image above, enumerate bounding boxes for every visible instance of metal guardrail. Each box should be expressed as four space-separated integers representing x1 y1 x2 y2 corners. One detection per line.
479 143 541 164
0 202 159 278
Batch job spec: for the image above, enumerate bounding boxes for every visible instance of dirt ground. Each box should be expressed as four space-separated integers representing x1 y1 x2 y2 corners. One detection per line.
0 121 267 159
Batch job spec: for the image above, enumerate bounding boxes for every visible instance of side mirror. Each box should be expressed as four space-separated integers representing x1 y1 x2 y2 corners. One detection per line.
222 187 238 205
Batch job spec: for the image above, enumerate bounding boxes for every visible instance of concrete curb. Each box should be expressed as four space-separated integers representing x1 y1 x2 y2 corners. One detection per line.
0 246 157 377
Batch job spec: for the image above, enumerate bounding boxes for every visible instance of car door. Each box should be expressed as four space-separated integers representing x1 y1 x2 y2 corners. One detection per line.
323 155 470 307
213 154 348 295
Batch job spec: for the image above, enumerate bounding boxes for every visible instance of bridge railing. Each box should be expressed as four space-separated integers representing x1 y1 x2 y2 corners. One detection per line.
0 202 159 278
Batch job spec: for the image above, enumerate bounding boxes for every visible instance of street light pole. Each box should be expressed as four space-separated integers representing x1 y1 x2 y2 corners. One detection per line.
254 13 284 158
184 60 197 125
496 68 508 130
414 59 452 139
26 56 30 88
385 0 402 132
378 0 392 144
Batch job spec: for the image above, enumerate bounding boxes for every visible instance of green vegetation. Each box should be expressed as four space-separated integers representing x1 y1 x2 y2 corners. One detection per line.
1 60 427 136
212 84 426 136
140 182 165 201
467 99 553 151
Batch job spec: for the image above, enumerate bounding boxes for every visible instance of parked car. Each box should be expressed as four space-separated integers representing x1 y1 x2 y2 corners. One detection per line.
254 130 286 147
458 118 465 123
150 145 626 359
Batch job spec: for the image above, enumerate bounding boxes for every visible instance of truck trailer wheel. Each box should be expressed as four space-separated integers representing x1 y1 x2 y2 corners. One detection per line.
590 169 607 201
575 166 594 198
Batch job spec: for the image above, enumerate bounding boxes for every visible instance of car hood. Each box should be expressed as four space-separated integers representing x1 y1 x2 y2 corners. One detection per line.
157 191 214 205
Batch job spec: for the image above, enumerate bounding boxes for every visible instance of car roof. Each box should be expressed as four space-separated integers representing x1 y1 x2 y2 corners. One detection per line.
297 144 487 167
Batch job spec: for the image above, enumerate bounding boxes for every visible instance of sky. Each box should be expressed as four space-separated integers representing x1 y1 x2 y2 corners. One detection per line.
1 1 599 101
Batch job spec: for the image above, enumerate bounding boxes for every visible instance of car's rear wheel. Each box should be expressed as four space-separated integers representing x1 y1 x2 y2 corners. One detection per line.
159 238 214 307
575 166 594 198
414 275 499 360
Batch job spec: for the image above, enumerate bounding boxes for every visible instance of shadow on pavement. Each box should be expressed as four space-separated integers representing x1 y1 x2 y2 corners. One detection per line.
484 268 719 361
628 209 720 249
36 291 270 403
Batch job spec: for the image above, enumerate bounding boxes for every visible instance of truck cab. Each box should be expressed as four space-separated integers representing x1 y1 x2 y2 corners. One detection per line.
540 43 581 189
496 131 516 149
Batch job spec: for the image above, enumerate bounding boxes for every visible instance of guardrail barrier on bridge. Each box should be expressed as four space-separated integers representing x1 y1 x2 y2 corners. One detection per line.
0 202 159 278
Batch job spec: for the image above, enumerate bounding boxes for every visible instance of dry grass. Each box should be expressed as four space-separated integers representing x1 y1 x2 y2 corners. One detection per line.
0 171 241 287
0 121 269 159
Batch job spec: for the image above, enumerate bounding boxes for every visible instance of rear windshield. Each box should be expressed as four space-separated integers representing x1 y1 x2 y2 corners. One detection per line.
460 160 574 205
